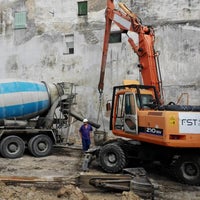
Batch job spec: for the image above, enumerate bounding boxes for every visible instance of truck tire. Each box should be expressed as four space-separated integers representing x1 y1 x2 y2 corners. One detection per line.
173 155 200 185
28 134 53 157
99 143 126 173
0 136 25 158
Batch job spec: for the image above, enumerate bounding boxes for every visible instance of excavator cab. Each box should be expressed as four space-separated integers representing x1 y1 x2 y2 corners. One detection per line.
110 84 159 137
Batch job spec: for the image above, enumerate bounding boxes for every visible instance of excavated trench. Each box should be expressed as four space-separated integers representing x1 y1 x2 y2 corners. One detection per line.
0 146 200 200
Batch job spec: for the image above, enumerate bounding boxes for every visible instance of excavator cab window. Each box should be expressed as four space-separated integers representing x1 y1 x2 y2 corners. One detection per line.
125 94 136 115
124 93 138 134
114 94 125 130
136 94 155 109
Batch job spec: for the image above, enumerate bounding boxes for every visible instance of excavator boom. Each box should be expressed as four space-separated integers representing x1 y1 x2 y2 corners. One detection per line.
98 0 163 102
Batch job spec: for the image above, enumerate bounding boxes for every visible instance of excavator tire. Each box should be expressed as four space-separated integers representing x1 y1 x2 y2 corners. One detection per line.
172 155 200 185
99 143 126 173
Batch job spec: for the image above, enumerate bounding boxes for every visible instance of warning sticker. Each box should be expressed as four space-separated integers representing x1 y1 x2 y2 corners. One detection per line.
169 116 176 126
179 112 200 134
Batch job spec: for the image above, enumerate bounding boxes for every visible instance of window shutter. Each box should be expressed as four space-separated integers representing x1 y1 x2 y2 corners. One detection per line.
109 32 122 43
14 11 27 29
78 1 88 16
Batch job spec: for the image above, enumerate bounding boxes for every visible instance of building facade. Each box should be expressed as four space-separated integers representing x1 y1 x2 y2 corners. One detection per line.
0 0 199 131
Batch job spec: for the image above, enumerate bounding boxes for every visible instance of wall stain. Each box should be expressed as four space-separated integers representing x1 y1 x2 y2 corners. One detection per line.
41 54 57 68
82 30 99 44
6 55 18 71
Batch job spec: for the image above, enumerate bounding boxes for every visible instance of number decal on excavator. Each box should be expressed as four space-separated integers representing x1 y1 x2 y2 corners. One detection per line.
143 127 163 136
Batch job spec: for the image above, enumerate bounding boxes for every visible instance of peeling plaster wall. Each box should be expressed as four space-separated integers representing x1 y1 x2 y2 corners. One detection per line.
0 0 199 132
126 0 200 106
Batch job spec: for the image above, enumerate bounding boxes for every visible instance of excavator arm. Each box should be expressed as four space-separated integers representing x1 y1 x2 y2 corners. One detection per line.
98 0 163 103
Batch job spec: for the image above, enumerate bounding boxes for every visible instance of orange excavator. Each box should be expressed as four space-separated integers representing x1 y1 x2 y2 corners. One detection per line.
93 0 200 185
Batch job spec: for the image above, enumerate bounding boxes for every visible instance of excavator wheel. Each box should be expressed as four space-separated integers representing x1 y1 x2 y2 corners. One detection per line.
173 155 200 185
99 143 126 173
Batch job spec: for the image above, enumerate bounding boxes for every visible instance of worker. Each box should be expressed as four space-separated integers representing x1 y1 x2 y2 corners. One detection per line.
79 118 93 152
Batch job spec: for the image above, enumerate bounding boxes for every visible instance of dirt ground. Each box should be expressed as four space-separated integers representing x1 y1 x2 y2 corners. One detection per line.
0 144 200 200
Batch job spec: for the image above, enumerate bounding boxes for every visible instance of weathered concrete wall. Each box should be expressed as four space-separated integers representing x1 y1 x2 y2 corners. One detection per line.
127 0 200 105
0 0 199 132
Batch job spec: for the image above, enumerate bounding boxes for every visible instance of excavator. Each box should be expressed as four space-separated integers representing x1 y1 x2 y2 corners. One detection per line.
86 0 200 186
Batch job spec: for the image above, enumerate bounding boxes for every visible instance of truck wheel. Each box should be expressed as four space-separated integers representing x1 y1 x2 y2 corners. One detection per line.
173 155 200 185
0 136 25 158
28 134 53 157
99 143 126 173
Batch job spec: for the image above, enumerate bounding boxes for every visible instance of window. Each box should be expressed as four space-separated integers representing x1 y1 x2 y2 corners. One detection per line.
14 11 27 29
116 94 125 118
136 94 154 109
78 1 88 16
63 34 74 55
109 31 121 43
114 94 125 129
125 94 136 115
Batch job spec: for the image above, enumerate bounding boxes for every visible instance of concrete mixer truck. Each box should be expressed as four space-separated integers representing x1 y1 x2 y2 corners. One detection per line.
0 79 99 159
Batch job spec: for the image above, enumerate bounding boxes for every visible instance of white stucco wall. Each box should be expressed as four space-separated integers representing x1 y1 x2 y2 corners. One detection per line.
0 0 199 132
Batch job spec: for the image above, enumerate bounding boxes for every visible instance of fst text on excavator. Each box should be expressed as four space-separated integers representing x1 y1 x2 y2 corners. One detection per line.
87 0 200 186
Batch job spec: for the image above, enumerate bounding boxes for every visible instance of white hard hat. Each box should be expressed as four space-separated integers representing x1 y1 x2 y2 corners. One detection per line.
83 118 88 123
